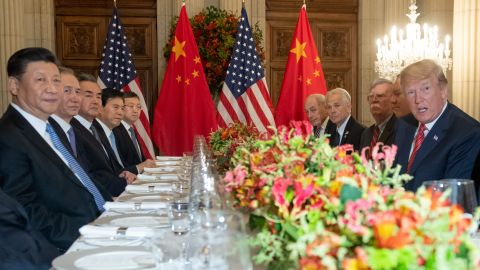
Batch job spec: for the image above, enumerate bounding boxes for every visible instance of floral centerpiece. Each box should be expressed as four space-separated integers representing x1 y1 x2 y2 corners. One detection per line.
210 122 263 174
164 6 265 100
223 121 480 270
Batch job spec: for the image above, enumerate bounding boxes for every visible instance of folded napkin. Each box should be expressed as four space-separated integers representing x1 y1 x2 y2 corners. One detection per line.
79 225 154 238
144 167 177 173
136 174 157 181
125 184 171 193
104 201 167 210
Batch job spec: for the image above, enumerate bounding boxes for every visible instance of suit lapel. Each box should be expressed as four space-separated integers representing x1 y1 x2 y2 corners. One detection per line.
409 105 451 174
5 107 85 188
379 115 396 144
93 120 124 171
48 117 75 157
341 117 353 145
396 115 417 173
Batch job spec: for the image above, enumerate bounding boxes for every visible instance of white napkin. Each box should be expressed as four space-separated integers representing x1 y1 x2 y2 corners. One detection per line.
79 225 154 238
125 184 171 193
144 167 177 173
155 160 181 166
136 174 157 181
104 201 167 210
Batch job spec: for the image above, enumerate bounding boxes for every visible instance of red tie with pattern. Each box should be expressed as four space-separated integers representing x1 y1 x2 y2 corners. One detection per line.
407 123 426 172
369 126 380 158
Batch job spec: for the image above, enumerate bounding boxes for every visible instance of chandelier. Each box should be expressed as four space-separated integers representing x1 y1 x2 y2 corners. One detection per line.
374 1 452 81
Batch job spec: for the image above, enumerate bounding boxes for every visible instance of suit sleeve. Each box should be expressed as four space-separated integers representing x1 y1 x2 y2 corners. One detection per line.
444 130 480 180
0 140 84 250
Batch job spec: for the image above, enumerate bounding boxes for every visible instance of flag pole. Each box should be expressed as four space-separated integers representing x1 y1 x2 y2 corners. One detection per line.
242 0 245 8
113 0 117 7
303 0 306 10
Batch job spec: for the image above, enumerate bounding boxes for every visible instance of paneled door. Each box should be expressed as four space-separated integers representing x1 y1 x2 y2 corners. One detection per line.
55 0 157 117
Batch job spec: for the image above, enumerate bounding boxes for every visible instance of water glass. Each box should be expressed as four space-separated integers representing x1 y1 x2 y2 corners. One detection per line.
168 202 191 236
423 179 478 214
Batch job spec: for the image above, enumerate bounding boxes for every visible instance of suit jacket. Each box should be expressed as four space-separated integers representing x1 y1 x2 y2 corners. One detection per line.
325 116 366 151
70 118 127 197
0 106 111 250
0 188 59 270
359 114 397 150
92 120 138 174
394 103 480 191
113 124 144 169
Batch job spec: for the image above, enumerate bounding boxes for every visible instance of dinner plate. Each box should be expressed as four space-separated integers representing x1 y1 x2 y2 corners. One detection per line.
82 237 146 247
156 156 182 161
93 214 169 228
117 194 175 202
52 246 155 270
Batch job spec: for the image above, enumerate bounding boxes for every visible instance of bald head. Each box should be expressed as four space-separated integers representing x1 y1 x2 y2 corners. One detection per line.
304 94 327 127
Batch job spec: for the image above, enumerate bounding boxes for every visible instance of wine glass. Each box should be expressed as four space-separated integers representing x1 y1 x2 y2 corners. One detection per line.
423 179 478 215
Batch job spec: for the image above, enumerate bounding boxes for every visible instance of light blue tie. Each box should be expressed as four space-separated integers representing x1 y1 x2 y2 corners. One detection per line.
46 123 105 212
109 132 124 167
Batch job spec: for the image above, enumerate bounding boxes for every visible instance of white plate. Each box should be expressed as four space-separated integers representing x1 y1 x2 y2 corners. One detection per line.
117 194 175 202
156 156 182 161
93 214 169 228
82 237 146 247
52 246 155 270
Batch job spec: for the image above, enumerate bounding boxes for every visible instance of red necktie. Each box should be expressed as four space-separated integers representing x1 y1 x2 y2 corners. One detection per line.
369 126 380 158
407 123 426 172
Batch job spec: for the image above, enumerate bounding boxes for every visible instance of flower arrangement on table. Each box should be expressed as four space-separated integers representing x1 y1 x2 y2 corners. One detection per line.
164 6 265 100
223 121 480 270
210 122 263 174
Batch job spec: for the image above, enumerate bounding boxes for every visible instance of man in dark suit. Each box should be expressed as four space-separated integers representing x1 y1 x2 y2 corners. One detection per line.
0 47 111 250
96 88 155 175
304 93 330 138
360 78 396 155
394 59 480 191
49 68 127 197
325 88 365 151
113 92 155 169
0 187 59 270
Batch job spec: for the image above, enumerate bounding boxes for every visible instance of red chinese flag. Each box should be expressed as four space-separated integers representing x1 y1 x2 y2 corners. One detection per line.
274 5 327 126
152 4 218 156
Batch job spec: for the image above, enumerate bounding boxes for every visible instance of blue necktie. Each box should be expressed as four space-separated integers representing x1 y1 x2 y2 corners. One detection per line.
67 127 77 157
109 132 124 167
46 124 105 212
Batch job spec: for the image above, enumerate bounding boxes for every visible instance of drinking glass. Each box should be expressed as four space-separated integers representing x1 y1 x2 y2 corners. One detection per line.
168 202 191 236
423 179 478 214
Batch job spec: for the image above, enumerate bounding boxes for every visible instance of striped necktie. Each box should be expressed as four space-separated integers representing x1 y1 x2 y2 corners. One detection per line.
46 123 105 211
67 127 77 157
407 123 426 172
369 126 380 158
129 127 142 160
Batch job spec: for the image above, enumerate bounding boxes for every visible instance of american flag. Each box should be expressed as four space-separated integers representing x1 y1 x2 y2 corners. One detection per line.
98 7 154 159
217 7 275 133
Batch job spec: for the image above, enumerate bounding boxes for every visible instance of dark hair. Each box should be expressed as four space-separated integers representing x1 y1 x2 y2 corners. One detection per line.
101 88 124 107
7 47 59 78
76 72 97 83
123 92 139 99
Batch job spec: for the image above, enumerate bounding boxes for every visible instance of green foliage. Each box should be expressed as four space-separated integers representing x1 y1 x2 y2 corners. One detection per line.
163 6 265 101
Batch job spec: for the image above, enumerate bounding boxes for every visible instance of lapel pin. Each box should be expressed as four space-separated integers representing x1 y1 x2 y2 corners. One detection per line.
433 135 438 141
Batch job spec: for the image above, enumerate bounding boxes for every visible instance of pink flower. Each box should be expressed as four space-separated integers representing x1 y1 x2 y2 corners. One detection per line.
272 177 293 216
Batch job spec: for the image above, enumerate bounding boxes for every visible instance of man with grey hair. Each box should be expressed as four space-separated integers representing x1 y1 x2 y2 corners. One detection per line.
394 59 480 191
325 88 365 151
304 94 332 138
360 78 396 155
